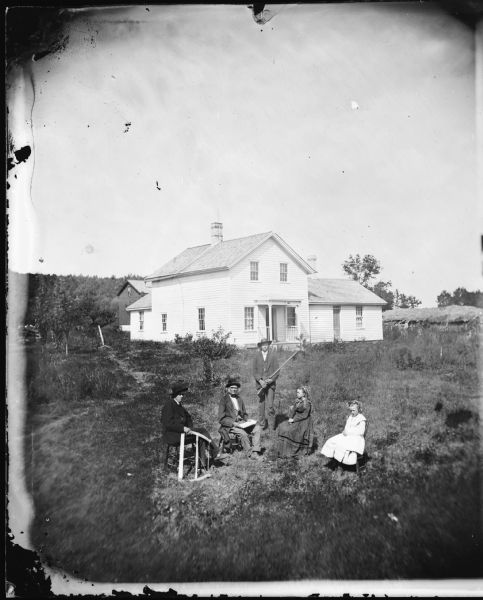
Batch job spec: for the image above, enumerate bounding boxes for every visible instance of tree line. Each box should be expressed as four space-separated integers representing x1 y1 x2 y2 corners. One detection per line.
341 254 482 310
10 271 143 354
436 287 483 308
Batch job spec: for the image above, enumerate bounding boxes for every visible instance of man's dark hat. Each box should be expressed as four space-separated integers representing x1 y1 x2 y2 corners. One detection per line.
257 338 272 348
171 381 189 397
225 379 241 388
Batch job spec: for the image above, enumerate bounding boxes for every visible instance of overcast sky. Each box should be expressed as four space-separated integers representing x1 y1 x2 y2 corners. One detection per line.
7 2 481 306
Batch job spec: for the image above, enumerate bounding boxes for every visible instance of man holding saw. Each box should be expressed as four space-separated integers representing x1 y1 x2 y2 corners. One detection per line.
252 338 280 432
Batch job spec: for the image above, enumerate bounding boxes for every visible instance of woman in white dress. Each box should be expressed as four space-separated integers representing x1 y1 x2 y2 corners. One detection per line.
320 400 366 466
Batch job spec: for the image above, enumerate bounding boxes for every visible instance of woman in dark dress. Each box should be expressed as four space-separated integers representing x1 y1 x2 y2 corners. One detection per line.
277 385 314 458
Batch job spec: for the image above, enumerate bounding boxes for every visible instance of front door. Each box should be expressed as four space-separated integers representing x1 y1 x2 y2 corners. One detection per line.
333 306 341 340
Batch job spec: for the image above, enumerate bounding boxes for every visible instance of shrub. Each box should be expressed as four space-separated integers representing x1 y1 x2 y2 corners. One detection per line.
174 332 194 351
392 346 424 370
189 328 238 384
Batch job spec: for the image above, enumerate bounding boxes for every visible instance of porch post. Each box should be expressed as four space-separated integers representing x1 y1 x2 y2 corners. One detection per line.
285 305 287 342
268 302 272 341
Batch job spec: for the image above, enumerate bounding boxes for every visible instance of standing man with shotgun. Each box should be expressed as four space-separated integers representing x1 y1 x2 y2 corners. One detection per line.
253 338 280 432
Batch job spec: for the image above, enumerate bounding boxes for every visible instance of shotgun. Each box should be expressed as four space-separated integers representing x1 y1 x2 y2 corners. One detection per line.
257 349 301 397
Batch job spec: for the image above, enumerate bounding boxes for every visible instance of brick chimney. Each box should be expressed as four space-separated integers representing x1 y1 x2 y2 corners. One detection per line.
211 222 223 245
307 254 318 274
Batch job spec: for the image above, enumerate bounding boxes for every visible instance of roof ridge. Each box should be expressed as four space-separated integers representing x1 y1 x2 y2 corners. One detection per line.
311 277 357 281
185 231 271 250
222 231 272 243
185 243 210 250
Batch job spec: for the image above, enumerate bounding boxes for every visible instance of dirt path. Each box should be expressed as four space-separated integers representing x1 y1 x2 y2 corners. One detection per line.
104 350 155 403
113 355 151 388
28 351 157 437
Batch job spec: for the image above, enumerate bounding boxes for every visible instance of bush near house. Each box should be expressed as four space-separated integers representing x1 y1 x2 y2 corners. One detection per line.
19 321 481 584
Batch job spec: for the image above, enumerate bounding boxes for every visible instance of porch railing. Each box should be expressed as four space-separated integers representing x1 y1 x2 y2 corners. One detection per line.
258 326 299 342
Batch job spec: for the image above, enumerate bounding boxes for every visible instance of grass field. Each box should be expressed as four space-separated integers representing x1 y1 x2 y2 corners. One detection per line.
20 324 482 583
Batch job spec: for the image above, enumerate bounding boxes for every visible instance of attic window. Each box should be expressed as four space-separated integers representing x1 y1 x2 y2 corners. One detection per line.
250 261 259 281
280 263 288 282
127 287 132 296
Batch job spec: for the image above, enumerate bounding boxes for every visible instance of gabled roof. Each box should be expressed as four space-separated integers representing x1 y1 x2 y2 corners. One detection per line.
126 291 152 311
117 279 149 296
146 231 315 281
308 279 386 305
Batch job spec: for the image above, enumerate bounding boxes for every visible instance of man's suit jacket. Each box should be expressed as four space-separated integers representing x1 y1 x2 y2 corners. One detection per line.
218 393 248 430
252 348 280 390
162 396 193 444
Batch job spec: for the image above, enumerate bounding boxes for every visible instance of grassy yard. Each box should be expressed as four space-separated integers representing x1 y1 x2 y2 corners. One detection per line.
21 326 482 583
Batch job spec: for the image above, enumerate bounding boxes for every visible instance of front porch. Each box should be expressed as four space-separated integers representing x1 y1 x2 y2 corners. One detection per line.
255 300 301 344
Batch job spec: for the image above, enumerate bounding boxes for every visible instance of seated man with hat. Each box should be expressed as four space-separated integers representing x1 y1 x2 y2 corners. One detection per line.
218 379 263 459
161 381 219 472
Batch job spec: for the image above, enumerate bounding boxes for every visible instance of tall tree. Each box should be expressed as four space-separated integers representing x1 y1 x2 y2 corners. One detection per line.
371 280 395 311
342 254 381 287
341 254 421 310
393 290 422 309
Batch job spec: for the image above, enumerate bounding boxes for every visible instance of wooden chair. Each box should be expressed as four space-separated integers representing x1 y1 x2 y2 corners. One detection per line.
166 432 212 481
218 432 243 454
355 451 368 476
218 424 256 455
355 423 369 476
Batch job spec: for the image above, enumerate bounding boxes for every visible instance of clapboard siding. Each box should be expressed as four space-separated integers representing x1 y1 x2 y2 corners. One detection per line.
339 305 383 341
229 237 310 344
309 304 383 342
130 309 154 341
141 270 230 341
308 305 334 342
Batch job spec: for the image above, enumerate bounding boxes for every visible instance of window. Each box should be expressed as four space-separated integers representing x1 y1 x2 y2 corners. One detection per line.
287 307 296 327
139 311 144 331
161 313 167 332
356 306 363 329
250 261 259 281
127 287 132 297
244 307 254 330
198 308 205 331
280 263 288 282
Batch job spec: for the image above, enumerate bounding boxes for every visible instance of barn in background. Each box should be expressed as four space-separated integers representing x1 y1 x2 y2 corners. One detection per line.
116 280 150 331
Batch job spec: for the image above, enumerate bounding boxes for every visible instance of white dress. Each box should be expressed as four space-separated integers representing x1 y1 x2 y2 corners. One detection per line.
320 413 367 465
